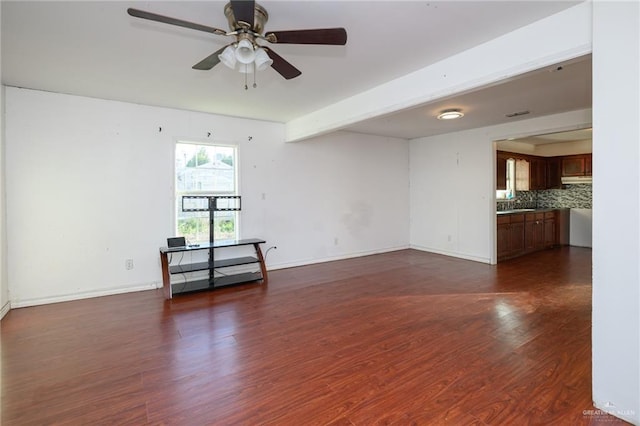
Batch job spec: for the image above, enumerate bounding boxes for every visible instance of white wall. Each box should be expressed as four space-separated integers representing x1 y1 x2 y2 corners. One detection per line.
592 1 640 424
0 85 7 319
409 109 591 264
0 0 10 320
5 88 409 307
240 130 409 269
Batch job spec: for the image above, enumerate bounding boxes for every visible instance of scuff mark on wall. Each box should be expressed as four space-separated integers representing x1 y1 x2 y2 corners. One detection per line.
342 200 373 237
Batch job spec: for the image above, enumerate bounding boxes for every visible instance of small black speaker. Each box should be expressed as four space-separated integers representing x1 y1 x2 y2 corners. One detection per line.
167 237 186 248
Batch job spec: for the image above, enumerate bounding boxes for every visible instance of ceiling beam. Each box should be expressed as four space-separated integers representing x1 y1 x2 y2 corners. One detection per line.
284 2 592 143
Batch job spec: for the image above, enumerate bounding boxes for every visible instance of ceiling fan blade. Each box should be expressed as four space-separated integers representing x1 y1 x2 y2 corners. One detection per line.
230 0 255 29
265 48 302 80
127 8 227 36
192 46 228 70
265 28 347 45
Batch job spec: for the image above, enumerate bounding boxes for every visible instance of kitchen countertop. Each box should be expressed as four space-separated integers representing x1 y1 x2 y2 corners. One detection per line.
497 208 569 215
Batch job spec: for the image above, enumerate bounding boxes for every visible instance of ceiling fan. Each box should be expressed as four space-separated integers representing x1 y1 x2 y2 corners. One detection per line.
127 0 347 81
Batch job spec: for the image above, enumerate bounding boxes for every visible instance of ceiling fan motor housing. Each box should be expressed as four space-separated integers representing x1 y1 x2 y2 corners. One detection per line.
224 2 268 34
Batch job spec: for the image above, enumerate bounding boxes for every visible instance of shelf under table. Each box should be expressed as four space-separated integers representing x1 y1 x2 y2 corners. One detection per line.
169 256 260 274
171 272 264 295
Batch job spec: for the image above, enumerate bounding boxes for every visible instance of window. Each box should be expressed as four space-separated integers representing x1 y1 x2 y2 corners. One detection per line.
175 142 238 243
497 158 517 200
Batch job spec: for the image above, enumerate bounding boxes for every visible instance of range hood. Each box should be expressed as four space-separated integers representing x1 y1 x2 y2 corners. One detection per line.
561 176 592 185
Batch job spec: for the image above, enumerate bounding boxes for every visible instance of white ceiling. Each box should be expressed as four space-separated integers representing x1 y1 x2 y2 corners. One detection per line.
507 127 593 146
1 1 589 140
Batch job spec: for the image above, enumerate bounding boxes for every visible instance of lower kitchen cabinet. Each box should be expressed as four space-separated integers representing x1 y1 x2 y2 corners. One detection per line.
497 213 525 261
498 209 566 262
543 211 556 248
524 212 545 252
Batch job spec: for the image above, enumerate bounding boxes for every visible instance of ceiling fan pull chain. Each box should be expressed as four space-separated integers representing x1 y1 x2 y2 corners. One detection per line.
244 67 248 90
253 63 257 88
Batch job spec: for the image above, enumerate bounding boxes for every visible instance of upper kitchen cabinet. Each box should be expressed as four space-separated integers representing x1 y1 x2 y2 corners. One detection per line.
561 154 592 177
529 157 548 190
546 157 562 189
496 152 508 190
496 151 557 191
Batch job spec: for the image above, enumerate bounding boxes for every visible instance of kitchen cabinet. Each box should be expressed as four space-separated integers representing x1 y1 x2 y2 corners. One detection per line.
562 154 592 177
543 211 557 248
546 157 562 189
496 153 507 190
497 213 525 261
497 151 593 191
497 151 568 191
557 209 570 246
498 209 566 262
585 155 592 176
529 158 548 190
524 212 545 252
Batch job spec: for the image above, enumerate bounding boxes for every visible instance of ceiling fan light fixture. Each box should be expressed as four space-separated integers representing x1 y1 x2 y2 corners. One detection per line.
238 63 255 74
437 109 464 120
219 45 237 69
235 39 255 65
254 47 273 71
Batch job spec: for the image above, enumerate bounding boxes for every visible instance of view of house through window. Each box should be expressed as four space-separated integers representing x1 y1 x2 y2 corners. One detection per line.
175 142 238 243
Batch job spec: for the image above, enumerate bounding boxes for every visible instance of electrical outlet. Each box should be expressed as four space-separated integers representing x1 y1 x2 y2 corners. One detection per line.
125 259 134 270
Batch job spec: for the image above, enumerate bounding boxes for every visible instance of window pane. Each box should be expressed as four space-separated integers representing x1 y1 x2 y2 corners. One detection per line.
176 144 235 193
177 210 210 243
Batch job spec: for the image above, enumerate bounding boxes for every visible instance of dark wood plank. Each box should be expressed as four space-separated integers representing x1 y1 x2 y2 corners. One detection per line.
0 247 630 425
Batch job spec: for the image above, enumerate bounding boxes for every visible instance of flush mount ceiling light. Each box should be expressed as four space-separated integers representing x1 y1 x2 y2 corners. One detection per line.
437 109 464 120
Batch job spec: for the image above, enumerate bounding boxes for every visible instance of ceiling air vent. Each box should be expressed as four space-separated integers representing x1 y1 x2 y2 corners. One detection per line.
506 110 530 118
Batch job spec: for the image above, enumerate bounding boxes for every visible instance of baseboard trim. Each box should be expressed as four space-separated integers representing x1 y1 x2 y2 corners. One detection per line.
409 244 491 264
7 246 490 308
267 245 410 271
0 300 10 320
10 282 160 309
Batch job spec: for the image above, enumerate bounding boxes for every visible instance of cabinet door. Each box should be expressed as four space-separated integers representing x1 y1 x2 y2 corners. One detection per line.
530 158 547 190
497 155 507 190
525 213 544 251
497 223 511 260
585 154 592 176
524 220 536 252
546 157 562 189
562 156 586 176
544 218 556 248
515 159 530 191
509 220 526 257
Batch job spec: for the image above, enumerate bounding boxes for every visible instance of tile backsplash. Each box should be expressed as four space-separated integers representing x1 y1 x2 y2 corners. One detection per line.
497 184 592 211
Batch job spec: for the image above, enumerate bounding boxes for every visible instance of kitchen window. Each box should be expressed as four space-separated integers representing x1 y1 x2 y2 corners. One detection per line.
497 158 517 200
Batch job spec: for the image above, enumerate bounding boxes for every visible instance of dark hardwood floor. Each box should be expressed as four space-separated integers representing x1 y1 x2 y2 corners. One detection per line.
1 247 628 425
